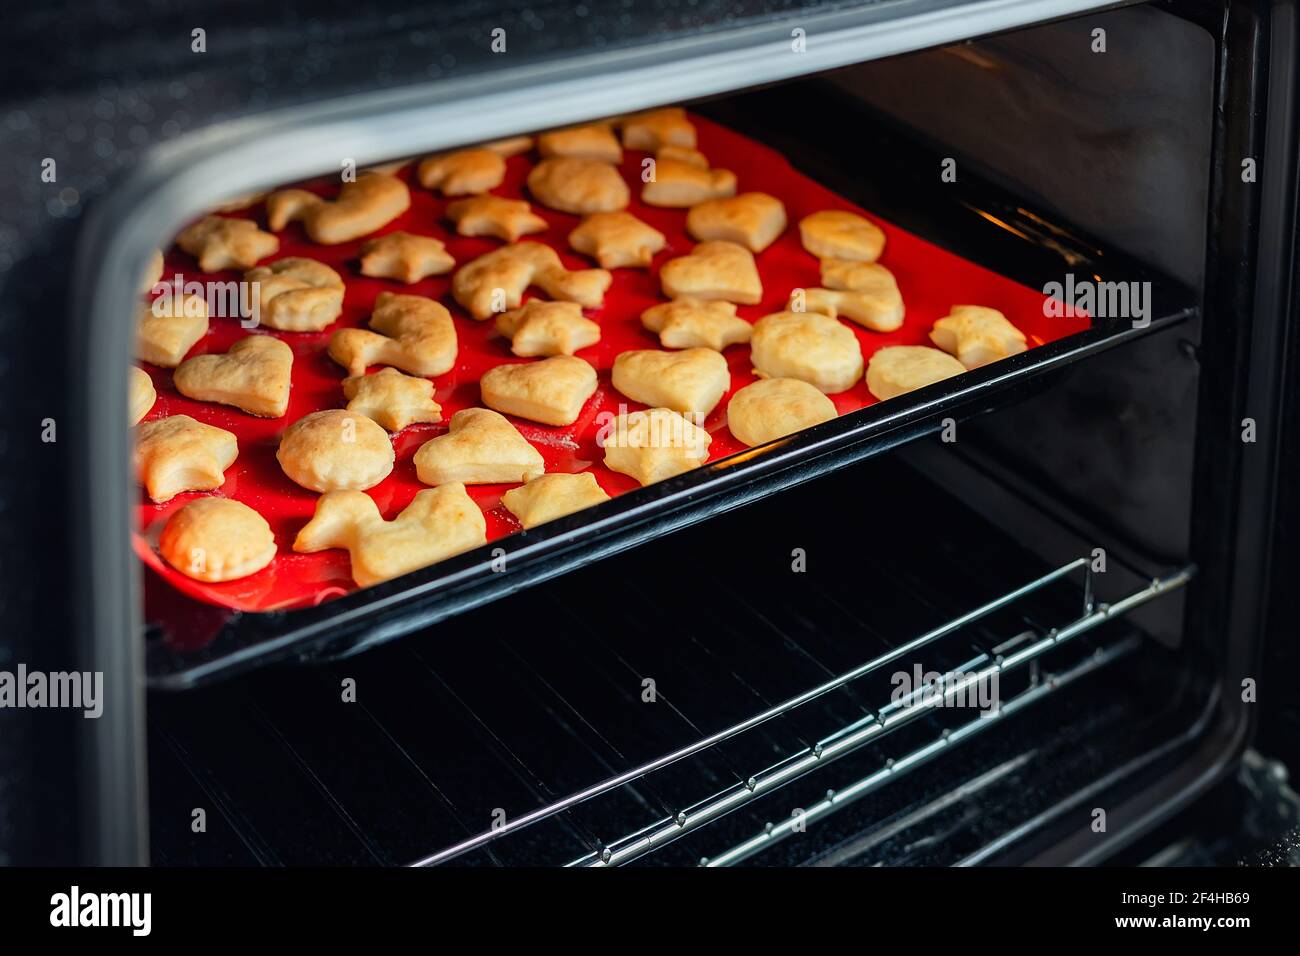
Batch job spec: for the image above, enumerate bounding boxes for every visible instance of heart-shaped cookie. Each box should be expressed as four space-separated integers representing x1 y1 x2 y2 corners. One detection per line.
174 335 294 418
414 407 545 486
611 348 730 418
479 356 598 426
659 241 761 304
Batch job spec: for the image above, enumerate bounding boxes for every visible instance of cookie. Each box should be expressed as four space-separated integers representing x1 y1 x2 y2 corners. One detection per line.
479 355 599 426
538 124 622 164
799 210 885 262
657 145 708 168
726 378 837 447
445 196 548 243
135 415 239 503
413 407 545 485
276 409 395 492
417 148 506 196
244 257 345 332
620 107 697 151
612 348 730 419
642 157 737 208
527 157 630 214
343 368 443 431
267 173 410 244
792 262 904 333
602 407 711 486
502 472 611 530
141 249 164 293
174 335 294 418
640 298 753 351
136 294 209 367
865 345 966 400
176 216 279 272
452 242 611 320
659 241 761 304
929 305 1027 369
750 311 864 394
129 367 156 426
328 291 458 377
568 211 666 269
293 485 486 588
160 498 276 583
686 193 787 253
359 232 456 284
495 300 600 357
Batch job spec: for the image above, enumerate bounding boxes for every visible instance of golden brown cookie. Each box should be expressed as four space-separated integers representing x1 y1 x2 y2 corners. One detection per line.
129 367 156 426
686 193 787 253
359 232 456 283
174 335 294 418
866 346 966 400
328 292 458 377
620 108 697 151
799 210 886 262
640 298 753 351
726 378 837 447
750 311 864 394
293 485 486 587
929 305 1027 369
445 196 548 243
135 415 239 503
417 148 506 196
659 241 761 304
612 348 730 419
479 356 599 426
502 472 611 530
568 211 666 269
276 409 395 492
495 300 601 357
538 124 622 164
657 145 708 168
452 242 611 320
141 249 164 293
176 216 279 272
342 368 443 431
792 262 904 333
244 257 345 332
267 173 410 244
413 407 545 485
642 157 737 208
527 157 630 214
136 294 210 367
160 498 276 583
602 407 711 486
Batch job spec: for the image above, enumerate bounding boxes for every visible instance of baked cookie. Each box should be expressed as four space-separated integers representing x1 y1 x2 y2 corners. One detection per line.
659 241 761 304
612 348 730 419
799 210 886 262
502 472 611 530
328 292 458 377
417 148 506 195
452 242 611 320
726 378 837 447
538 124 622 164
141 249 164 294
136 294 209 368
642 158 737 208
792 262 904 333
413 407 545 485
446 196 548 243
657 144 708 168
929 305 1027 369
244 257 345 332
527 157 630 214
276 409 395 492
343 368 443 431
129 367 156 426
686 193 787 253
621 107 697 151
267 173 410 244
865 345 966 401
483 135 534 157
750 311 864 394
174 335 294 418
160 498 276 583
640 298 752 351
359 232 455 283
135 415 238 503
568 211 666 269
480 355 599 426
602 407 711 486
176 216 279 272
495 300 601 357
293 484 486 588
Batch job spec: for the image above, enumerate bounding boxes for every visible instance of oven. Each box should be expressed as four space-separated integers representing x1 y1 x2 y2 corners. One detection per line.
2 0 1298 871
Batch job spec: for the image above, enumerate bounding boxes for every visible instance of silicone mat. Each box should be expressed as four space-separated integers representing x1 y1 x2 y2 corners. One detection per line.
135 113 1089 614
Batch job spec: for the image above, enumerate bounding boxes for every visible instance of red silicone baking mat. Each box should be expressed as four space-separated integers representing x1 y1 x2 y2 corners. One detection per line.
134 112 1090 614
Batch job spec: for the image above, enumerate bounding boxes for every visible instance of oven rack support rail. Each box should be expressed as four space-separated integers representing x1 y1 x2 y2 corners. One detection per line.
409 558 1193 867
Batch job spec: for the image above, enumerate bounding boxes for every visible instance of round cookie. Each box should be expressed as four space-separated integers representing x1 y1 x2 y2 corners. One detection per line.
749 311 864 394
277 409 395 492
798 210 886 262
159 498 276 583
527 157 630 214
865 345 966 401
727 378 837 447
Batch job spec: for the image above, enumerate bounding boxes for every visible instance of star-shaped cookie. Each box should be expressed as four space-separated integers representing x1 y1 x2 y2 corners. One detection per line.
135 415 239 503
495 300 601 357
359 232 456 283
446 196 548 243
176 216 279 272
640 298 753 351
343 367 443 431
569 211 666 269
